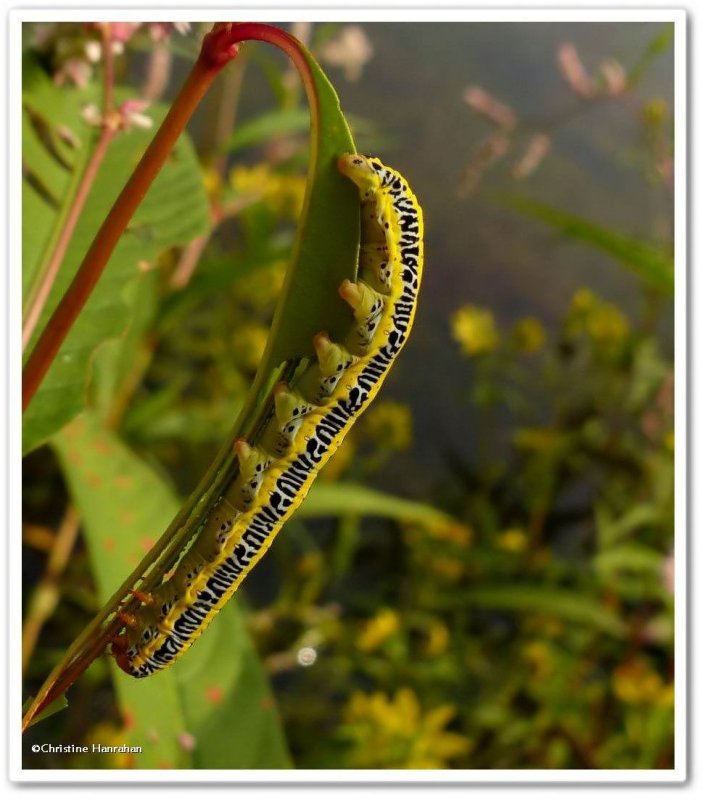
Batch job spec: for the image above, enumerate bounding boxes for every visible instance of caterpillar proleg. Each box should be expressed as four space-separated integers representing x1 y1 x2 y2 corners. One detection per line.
112 155 424 677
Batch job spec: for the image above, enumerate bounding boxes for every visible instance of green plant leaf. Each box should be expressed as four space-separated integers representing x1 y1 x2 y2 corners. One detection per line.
626 25 675 88
224 107 311 152
22 59 210 454
301 482 467 536
504 196 674 294
22 694 69 728
434 585 627 637
52 412 290 769
233 42 359 434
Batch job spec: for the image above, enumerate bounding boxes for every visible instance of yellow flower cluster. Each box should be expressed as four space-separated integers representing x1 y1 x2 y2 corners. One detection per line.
428 555 464 581
642 97 669 127
451 305 500 356
356 608 400 652
612 658 673 706
344 688 473 768
360 401 413 451
568 289 629 344
496 527 529 552
512 317 546 353
229 164 306 219
522 640 554 680
235 260 286 311
423 620 450 657
231 325 269 373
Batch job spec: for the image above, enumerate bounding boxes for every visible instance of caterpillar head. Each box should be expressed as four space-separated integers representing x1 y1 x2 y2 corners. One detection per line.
338 154 382 200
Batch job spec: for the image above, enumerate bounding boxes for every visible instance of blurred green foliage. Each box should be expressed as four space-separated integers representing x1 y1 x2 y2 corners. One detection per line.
22 22 674 771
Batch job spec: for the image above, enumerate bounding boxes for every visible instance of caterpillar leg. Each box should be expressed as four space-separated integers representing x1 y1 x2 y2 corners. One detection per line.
260 383 315 458
339 279 385 353
224 440 271 511
298 332 357 404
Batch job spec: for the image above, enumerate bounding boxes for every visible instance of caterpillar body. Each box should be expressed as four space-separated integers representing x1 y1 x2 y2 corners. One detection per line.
112 155 424 677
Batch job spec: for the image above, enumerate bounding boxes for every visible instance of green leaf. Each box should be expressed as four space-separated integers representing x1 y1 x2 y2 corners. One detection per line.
594 543 664 576
22 60 210 454
52 412 290 769
233 42 359 434
627 25 675 88
224 107 310 152
23 694 69 728
595 502 661 550
301 482 467 536
434 585 627 637
504 196 674 294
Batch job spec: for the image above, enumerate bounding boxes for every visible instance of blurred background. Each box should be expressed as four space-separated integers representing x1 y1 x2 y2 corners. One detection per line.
22 21 675 769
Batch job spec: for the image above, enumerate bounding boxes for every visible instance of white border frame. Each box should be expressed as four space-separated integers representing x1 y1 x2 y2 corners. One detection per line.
6 3 688 786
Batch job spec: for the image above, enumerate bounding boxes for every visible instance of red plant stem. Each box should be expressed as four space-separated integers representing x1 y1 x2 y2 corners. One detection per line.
22 45 220 411
22 25 116 352
22 23 317 413
22 130 114 351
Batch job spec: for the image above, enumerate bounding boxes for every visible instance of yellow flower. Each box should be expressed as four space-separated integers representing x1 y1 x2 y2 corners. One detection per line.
424 620 449 657
522 640 553 680
83 723 135 768
451 305 500 356
343 688 473 768
571 288 596 312
567 289 629 344
235 260 286 310
230 163 271 198
356 608 400 652
642 97 668 126
612 658 665 705
657 683 675 708
231 325 268 372
429 556 464 581
360 401 413 451
319 436 355 481
202 166 222 200
497 528 528 552
427 520 473 546
229 164 306 219
512 317 545 353
586 304 628 343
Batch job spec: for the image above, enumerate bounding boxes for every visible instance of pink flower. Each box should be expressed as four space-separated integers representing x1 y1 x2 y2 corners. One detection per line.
557 42 596 98
463 86 516 130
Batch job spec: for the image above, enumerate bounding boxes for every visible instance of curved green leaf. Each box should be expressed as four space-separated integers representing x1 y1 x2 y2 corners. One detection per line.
434 585 627 638
504 195 674 294
301 482 468 537
51 412 290 769
233 43 359 435
224 107 310 152
22 59 210 455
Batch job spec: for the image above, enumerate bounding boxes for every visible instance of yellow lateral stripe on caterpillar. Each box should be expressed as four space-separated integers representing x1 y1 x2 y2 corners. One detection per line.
112 155 424 677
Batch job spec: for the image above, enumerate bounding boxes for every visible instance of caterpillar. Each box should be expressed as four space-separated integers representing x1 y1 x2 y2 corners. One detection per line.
111 154 424 677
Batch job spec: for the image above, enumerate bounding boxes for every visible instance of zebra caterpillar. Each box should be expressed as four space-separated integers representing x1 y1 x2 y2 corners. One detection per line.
112 154 424 677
